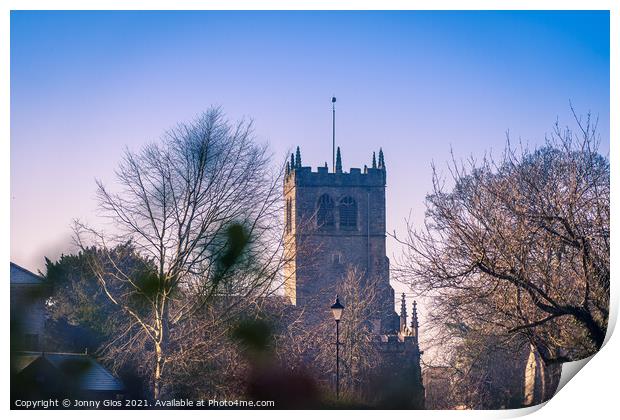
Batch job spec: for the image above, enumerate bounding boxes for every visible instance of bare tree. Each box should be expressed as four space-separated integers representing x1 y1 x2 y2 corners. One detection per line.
396 111 609 405
271 267 382 402
75 108 288 399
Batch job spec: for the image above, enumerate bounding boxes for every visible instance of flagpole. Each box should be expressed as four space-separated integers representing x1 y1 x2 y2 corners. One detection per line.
332 96 336 172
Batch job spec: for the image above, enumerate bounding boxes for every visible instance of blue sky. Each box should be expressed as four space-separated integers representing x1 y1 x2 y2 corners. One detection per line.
11 11 610 283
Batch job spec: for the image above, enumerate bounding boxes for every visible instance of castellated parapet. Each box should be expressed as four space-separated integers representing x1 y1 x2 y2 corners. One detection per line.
287 165 386 186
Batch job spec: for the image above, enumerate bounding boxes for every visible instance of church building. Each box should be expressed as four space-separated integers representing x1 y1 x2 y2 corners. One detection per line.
282 143 424 408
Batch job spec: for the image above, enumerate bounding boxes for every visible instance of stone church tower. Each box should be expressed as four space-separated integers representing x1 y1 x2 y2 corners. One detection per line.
283 146 399 333
282 142 425 408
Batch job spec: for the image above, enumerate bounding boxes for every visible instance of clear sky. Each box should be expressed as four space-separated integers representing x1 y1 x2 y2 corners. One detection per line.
11 10 609 288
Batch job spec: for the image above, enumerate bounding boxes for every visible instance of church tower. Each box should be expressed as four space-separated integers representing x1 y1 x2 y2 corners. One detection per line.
283 146 399 333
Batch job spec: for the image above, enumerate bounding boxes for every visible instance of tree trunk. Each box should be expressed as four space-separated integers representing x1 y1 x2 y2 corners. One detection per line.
523 344 536 406
153 297 170 400
153 341 164 399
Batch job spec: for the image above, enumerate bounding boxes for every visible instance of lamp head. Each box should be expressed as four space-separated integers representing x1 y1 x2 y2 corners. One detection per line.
331 295 344 321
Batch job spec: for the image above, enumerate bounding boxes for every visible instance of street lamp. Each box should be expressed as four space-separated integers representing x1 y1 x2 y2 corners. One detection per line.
330 295 345 400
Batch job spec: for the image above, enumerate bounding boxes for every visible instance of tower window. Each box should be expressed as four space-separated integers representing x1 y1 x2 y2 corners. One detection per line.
317 194 335 229
339 196 357 229
286 199 292 234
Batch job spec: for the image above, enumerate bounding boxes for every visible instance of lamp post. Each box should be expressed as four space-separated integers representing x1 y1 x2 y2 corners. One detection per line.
330 295 345 400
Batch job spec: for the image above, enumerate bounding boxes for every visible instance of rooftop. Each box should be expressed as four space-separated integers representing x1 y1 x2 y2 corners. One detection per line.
10 262 44 285
13 351 125 392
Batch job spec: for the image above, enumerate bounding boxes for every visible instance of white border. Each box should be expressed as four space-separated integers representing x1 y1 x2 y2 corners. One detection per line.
3 2 617 419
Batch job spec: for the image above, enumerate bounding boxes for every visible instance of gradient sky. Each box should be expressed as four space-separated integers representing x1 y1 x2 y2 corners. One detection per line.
11 10 609 297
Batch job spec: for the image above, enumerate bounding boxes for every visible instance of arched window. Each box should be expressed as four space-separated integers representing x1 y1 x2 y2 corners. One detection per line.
339 196 357 229
317 194 335 229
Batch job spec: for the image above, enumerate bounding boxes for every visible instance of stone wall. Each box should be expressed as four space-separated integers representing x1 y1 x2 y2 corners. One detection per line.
368 336 425 408
283 165 398 332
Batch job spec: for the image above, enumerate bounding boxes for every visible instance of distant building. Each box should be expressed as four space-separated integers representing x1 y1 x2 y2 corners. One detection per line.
10 262 125 402
12 352 125 403
283 147 424 407
422 342 562 409
10 262 46 350
376 294 425 408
